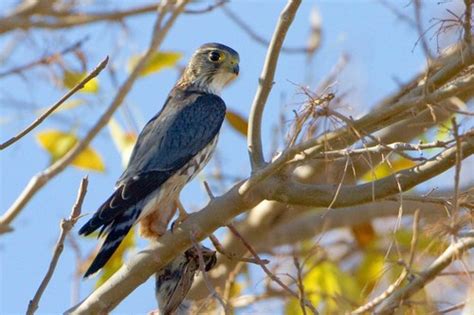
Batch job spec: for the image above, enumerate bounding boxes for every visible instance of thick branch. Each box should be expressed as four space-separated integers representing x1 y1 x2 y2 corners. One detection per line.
66 128 473 312
261 199 447 249
247 0 301 170
270 137 474 207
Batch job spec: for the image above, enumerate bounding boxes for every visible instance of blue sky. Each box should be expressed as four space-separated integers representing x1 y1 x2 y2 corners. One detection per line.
0 1 471 314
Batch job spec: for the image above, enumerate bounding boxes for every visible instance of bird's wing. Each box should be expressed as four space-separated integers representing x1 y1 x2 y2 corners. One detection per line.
78 91 226 236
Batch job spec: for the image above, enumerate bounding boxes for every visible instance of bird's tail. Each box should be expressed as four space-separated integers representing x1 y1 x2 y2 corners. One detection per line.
83 206 141 277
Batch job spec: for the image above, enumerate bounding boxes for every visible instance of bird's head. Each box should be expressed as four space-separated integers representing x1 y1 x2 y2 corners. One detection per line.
180 43 239 94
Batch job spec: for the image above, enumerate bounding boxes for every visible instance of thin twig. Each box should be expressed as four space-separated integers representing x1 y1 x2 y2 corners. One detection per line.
222 6 307 54
190 234 230 315
293 254 308 315
184 0 228 14
26 177 88 315
209 233 268 265
376 236 474 314
451 117 462 232
0 56 108 150
247 0 302 170
227 224 319 314
0 0 186 234
351 209 420 314
0 37 87 78
464 0 472 54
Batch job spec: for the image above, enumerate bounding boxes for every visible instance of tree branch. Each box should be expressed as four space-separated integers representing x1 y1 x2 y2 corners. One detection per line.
0 56 108 150
26 177 88 315
376 236 474 314
65 126 473 313
0 0 189 234
247 0 302 170
269 136 474 207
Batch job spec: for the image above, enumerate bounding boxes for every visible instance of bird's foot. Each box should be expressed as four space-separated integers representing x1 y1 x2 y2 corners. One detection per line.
171 200 190 232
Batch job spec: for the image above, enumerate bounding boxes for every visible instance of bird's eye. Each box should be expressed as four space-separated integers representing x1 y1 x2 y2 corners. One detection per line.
208 51 221 62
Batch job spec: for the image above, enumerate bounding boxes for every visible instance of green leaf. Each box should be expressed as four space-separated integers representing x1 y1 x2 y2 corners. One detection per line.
62 70 99 93
36 129 105 172
128 51 182 77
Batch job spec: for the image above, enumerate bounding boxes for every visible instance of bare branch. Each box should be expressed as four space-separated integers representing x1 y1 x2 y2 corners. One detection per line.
464 0 473 54
190 234 229 314
0 56 108 150
0 0 188 234
247 0 302 170
351 210 420 314
26 177 88 315
0 37 87 78
222 6 308 54
376 236 474 314
227 224 318 314
269 136 474 207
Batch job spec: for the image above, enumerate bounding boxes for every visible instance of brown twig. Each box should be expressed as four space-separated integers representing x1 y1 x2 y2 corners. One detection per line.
209 233 268 265
247 0 302 170
0 56 108 150
377 236 474 314
293 254 308 315
464 0 473 54
222 6 307 54
26 177 88 315
0 37 87 78
184 0 228 14
451 117 462 232
227 224 319 314
351 209 420 314
190 234 230 315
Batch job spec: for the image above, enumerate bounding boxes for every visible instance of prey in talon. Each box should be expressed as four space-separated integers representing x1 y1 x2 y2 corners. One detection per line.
78 43 239 277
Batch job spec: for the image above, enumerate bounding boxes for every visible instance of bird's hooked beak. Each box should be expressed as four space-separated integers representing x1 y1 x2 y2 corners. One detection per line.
229 56 239 76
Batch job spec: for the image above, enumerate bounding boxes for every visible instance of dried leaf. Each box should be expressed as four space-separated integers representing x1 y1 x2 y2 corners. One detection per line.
128 51 182 77
226 110 248 137
36 129 105 172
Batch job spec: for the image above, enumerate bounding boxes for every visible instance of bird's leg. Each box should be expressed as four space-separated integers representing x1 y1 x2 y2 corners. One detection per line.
171 199 189 232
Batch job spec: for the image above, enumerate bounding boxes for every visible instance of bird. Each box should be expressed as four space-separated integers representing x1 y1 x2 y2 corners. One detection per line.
78 43 239 277
155 245 216 315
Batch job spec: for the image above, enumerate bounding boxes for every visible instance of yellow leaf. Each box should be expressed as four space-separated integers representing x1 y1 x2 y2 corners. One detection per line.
128 51 182 77
96 228 136 287
355 249 385 295
36 129 105 172
108 118 137 167
361 157 416 182
72 146 105 172
286 261 361 314
226 110 248 137
63 70 99 93
436 117 454 141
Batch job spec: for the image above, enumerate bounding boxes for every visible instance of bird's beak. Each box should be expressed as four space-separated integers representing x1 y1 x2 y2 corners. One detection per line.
232 64 239 76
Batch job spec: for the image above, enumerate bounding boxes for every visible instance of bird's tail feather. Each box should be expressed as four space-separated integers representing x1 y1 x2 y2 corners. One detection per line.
83 206 141 277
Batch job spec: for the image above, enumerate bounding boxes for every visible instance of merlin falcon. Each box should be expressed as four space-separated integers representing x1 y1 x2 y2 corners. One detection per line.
79 43 239 277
